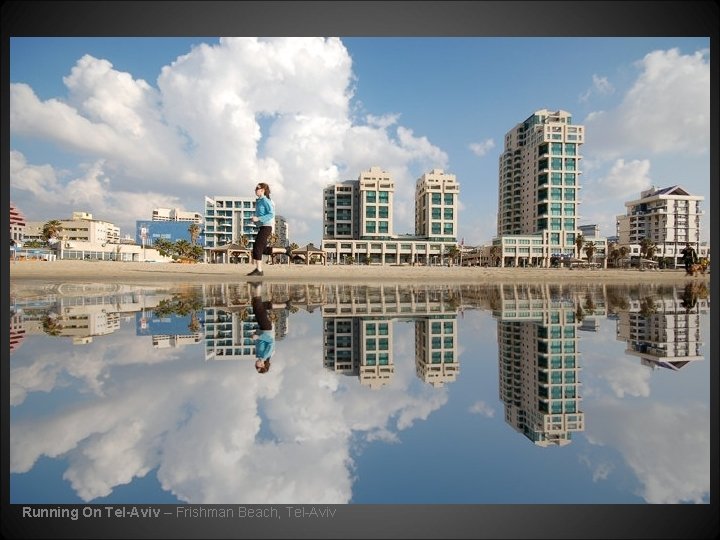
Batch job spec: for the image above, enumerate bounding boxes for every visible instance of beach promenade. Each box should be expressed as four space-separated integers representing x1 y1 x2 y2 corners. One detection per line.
9 259 711 286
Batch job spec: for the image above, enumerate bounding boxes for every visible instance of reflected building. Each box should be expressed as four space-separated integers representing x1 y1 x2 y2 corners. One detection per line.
322 285 459 388
137 310 204 349
10 286 174 345
44 288 173 344
615 284 708 371
9 308 26 354
492 284 585 447
415 315 458 387
323 317 394 389
202 283 288 362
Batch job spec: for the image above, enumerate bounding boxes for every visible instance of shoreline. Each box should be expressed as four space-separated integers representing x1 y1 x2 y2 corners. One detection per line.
9 259 711 286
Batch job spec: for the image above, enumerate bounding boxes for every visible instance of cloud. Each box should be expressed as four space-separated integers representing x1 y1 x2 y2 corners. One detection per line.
583 158 652 206
578 454 615 482
583 48 710 160
10 320 449 503
579 74 615 103
468 400 495 417
468 138 496 157
11 38 448 244
586 399 709 504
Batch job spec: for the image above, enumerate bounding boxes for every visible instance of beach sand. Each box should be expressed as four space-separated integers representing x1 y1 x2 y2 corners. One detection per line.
9 259 711 286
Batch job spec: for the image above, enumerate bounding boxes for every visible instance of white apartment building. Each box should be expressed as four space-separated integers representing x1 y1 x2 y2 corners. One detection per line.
492 109 586 268
274 215 290 247
203 195 260 260
321 284 459 389
616 185 706 266
616 291 708 370
152 207 203 223
493 283 585 447
25 211 120 245
322 166 460 265
415 168 459 240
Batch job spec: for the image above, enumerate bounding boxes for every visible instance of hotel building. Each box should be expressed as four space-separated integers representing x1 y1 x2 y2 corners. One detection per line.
24 211 120 246
274 215 290 248
203 197 290 261
492 283 585 446
10 203 26 246
491 109 586 268
136 206 205 248
322 166 459 265
151 207 203 223
201 283 288 362
321 284 459 388
616 185 707 266
616 285 708 371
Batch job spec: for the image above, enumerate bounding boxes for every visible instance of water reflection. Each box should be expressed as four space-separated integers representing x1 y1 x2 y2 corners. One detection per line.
9 281 710 504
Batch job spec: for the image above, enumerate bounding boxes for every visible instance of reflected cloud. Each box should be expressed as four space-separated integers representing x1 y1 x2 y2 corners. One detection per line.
585 399 709 503
9 281 710 504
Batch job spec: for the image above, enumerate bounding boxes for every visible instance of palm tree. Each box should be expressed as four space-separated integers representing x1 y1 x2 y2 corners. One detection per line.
639 237 656 260
188 223 201 246
175 239 192 260
42 220 63 248
42 313 63 336
584 241 596 263
575 233 585 259
188 245 204 262
618 245 629 268
153 238 175 258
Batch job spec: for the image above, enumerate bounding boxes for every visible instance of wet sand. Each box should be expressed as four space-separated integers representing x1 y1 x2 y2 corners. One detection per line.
9 259 711 286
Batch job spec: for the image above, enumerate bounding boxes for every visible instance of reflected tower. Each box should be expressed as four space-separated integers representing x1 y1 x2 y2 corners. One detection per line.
615 284 708 371
322 284 459 388
494 284 585 446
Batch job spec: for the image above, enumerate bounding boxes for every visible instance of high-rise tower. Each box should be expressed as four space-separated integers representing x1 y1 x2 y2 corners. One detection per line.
497 109 584 258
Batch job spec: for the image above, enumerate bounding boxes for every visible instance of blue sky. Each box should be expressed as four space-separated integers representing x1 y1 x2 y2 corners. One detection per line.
9 37 710 246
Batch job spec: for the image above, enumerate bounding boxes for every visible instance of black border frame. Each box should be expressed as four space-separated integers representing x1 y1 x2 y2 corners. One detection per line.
2 1 718 538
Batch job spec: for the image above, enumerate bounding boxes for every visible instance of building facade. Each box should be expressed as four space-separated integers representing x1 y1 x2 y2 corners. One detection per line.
321 283 459 389
322 166 460 265
10 203 26 246
493 283 585 446
25 211 120 246
203 195 261 260
151 207 203 223
616 185 706 266
135 220 204 247
274 215 290 247
492 109 586 267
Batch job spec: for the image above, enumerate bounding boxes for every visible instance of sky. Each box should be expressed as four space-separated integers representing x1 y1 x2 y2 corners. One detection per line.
9 36 711 247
